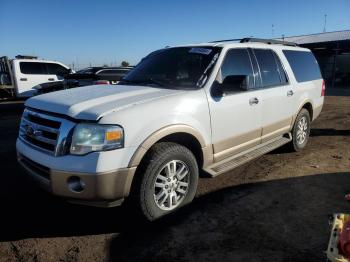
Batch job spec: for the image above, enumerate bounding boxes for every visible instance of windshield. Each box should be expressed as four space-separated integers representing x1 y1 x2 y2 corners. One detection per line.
120 46 222 89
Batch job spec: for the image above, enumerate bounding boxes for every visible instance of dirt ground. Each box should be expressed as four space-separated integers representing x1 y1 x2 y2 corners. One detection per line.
0 96 349 262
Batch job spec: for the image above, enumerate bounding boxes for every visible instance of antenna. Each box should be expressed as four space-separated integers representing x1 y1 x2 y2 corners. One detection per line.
323 14 327 33
272 24 275 37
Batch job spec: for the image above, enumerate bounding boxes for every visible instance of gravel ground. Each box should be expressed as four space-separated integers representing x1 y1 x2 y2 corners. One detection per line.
0 95 349 262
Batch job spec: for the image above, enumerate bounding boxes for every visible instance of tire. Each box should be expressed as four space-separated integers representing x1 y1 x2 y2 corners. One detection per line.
135 142 199 221
290 109 311 151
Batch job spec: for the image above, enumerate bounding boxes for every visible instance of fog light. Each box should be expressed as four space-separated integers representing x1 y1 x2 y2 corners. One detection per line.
67 176 85 193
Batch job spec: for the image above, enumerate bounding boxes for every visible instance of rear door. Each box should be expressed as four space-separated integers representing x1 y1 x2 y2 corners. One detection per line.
252 48 294 143
14 61 49 97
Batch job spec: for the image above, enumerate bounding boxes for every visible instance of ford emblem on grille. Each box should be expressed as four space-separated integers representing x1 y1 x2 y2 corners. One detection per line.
25 124 42 137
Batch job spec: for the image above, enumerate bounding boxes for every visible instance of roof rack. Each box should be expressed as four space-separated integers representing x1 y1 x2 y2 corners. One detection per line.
210 38 298 47
15 55 38 60
240 38 298 46
210 38 241 43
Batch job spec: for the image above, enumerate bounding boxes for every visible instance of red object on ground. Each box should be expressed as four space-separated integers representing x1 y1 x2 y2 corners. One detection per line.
339 220 350 258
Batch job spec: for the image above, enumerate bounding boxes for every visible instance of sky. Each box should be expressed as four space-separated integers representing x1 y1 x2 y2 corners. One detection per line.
1 0 349 69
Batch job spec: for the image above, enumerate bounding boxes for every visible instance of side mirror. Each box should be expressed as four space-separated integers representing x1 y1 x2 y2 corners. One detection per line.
222 75 249 93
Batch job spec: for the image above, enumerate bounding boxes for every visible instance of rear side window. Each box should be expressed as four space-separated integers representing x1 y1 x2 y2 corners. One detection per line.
253 49 283 87
46 63 69 76
20 62 47 75
282 50 322 82
220 48 255 88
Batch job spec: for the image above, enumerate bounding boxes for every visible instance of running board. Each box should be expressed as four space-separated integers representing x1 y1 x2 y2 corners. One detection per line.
204 134 292 177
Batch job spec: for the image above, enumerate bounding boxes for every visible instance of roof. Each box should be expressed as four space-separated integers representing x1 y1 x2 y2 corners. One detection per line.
279 30 350 44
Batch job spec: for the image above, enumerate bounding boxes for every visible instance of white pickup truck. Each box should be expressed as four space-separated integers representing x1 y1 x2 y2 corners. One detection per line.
0 55 72 98
17 38 324 220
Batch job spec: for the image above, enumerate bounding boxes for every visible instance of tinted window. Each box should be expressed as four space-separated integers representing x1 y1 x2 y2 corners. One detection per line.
283 50 322 82
20 62 47 75
220 48 254 88
122 46 222 89
254 49 282 87
47 63 69 75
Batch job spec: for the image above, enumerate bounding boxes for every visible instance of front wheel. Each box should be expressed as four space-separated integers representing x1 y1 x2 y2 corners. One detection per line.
290 109 311 151
136 142 199 221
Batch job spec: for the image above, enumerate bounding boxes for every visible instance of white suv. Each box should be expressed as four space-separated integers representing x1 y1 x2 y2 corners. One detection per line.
17 38 324 220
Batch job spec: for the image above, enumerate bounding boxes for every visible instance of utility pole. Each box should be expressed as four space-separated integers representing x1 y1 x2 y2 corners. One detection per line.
323 14 327 33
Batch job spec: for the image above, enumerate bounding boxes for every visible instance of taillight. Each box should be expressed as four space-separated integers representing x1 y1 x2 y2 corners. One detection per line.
94 80 110 85
321 80 325 96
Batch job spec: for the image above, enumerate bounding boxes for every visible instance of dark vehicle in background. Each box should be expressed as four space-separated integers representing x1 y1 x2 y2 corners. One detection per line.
36 66 133 95
64 66 133 88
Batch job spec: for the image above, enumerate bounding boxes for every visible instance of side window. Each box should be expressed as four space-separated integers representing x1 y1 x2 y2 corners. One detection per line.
46 63 69 76
20 62 47 75
220 48 254 88
253 49 283 87
282 50 322 82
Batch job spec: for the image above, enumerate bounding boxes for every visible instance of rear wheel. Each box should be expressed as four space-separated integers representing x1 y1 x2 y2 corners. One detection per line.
135 142 198 221
290 109 311 151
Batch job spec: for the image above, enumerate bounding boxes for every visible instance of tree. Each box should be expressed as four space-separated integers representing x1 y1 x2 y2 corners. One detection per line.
121 61 130 67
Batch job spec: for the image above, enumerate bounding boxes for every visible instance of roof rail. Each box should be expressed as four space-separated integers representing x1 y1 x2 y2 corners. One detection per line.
210 38 241 43
240 38 298 46
15 55 38 59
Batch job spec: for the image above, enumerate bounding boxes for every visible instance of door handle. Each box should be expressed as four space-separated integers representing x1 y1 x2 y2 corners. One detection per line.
287 90 294 97
20 78 27 81
48 78 54 81
249 97 259 105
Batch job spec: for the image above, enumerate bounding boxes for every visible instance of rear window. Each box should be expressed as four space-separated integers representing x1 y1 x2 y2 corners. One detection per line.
20 62 47 75
282 50 322 82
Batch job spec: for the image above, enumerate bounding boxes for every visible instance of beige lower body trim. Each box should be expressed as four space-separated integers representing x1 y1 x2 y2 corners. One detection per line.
18 153 136 203
213 129 261 162
202 145 214 168
261 118 292 143
50 168 136 201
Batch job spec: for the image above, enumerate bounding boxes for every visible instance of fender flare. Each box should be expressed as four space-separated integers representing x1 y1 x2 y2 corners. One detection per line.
128 124 208 167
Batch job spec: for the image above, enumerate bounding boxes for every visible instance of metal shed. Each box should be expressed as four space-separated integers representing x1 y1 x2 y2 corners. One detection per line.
281 30 350 93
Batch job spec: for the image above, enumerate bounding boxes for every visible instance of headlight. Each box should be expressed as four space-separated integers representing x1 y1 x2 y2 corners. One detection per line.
70 124 124 155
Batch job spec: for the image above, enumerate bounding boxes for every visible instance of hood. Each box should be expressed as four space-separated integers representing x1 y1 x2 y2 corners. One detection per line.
25 85 183 120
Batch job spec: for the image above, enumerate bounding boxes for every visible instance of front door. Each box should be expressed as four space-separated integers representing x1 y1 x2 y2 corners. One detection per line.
207 48 262 162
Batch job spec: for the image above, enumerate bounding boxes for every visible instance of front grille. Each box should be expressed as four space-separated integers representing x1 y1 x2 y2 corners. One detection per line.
19 108 75 156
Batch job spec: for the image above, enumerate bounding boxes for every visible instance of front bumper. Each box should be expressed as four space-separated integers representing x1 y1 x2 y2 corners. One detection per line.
18 153 136 207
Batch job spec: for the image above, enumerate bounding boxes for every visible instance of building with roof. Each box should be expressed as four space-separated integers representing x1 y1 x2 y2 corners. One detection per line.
281 30 350 92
